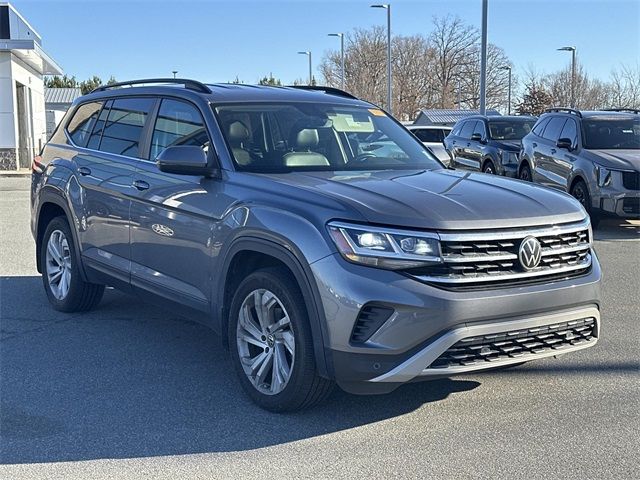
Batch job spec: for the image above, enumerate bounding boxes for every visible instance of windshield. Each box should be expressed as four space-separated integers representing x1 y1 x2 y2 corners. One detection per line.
214 103 442 172
583 117 640 150
488 119 536 140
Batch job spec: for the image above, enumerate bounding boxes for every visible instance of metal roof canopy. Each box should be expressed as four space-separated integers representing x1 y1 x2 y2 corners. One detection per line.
0 39 63 75
414 109 501 126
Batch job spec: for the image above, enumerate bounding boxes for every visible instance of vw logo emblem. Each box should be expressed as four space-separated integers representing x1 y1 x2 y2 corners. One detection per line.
518 236 542 271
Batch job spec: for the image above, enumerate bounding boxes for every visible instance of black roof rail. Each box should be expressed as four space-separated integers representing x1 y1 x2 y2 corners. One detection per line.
602 108 640 114
91 78 212 94
545 107 582 117
287 85 358 100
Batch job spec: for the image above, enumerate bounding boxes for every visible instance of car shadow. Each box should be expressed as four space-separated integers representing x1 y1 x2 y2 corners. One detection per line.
0 276 479 464
593 218 639 241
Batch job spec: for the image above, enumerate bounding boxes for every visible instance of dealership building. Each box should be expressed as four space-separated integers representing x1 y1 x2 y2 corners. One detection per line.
1 3 62 170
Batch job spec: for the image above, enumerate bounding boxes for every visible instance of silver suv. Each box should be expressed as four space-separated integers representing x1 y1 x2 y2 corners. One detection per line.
31 79 602 411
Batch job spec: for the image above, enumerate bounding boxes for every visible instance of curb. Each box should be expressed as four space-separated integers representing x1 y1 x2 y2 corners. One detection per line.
0 171 31 178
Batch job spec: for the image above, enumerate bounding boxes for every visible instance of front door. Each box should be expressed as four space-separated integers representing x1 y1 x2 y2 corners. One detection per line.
129 98 215 311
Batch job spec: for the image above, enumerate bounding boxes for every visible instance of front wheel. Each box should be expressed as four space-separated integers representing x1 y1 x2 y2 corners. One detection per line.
228 267 333 412
41 216 104 312
519 163 532 182
482 160 496 174
570 179 600 228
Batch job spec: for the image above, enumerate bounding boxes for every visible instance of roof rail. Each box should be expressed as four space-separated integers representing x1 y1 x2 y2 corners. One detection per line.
287 85 358 100
91 78 212 94
602 108 640 114
545 107 582 117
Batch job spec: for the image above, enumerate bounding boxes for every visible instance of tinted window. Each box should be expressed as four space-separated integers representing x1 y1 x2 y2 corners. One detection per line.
559 118 578 146
100 98 155 158
66 102 102 147
460 121 476 139
488 119 536 140
451 122 463 136
532 117 550 136
582 117 640 149
86 101 112 150
542 117 567 142
151 99 209 160
472 121 486 139
215 103 442 172
412 128 442 143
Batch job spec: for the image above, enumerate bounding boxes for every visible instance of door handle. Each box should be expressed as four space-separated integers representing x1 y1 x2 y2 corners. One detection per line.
133 180 150 191
532 142 538 148
78 166 91 176
550 149 557 155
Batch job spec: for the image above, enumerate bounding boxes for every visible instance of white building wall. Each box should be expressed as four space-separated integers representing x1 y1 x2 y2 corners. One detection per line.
0 51 16 150
11 53 47 155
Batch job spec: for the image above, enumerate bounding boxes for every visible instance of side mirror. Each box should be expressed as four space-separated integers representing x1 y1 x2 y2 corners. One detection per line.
470 133 484 142
556 138 573 151
156 146 214 176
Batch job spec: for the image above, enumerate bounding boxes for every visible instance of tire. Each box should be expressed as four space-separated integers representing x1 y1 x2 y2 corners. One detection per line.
482 160 496 174
228 267 333 412
570 179 600 228
41 216 104 312
519 163 532 182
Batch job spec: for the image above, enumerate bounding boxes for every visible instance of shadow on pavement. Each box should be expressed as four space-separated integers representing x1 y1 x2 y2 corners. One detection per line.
1 276 478 464
593 218 639 241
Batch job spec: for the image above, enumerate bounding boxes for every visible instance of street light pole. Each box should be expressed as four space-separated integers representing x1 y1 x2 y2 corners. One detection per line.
558 46 577 107
479 0 488 115
297 51 312 85
371 4 391 114
172 70 178 79
500 66 512 115
328 33 345 90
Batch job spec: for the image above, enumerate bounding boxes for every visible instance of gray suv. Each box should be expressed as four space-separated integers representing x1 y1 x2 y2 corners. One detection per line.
31 79 602 411
519 108 640 225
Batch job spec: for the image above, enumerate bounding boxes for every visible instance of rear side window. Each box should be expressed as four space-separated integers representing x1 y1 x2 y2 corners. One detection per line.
413 128 442 143
542 117 567 142
532 117 550 136
86 101 112 150
66 102 102 147
460 121 476 139
99 98 155 158
150 99 209 160
450 122 463 136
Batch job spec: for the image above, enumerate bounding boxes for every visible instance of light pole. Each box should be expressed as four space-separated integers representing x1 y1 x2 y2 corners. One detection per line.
500 66 512 115
479 0 488 115
328 33 345 91
557 46 576 108
297 51 312 85
371 4 391 114
172 70 178 79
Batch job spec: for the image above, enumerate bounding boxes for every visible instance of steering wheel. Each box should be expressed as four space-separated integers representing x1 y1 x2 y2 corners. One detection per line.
354 152 378 163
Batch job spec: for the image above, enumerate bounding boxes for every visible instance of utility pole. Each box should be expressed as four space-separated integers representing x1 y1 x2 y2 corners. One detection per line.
479 0 488 115
371 4 392 113
558 46 577 107
297 51 312 85
328 33 345 90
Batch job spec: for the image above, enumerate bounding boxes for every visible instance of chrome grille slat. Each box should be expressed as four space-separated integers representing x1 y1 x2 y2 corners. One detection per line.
413 219 592 287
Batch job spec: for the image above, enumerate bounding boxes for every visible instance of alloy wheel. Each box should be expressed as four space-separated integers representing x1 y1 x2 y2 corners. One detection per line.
45 229 72 300
236 289 295 395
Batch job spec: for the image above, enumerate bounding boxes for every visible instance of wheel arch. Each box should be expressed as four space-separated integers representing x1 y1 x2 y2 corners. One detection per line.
216 236 332 379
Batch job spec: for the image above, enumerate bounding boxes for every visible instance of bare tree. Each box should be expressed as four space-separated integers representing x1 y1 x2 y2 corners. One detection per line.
609 64 640 109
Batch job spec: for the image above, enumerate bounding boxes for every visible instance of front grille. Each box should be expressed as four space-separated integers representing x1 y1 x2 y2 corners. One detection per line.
622 198 640 215
410 220 591 288
430 317 597 369
622 171 640 191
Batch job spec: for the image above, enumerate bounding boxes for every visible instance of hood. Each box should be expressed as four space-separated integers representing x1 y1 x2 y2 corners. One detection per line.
263 169 586 230
585 149 640 170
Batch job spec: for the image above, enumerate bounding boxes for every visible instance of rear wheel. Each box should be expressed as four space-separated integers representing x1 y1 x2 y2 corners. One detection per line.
41 216 104 312
519 163 532 182
482 160 496 174
570 179 600 228
228 267 333 411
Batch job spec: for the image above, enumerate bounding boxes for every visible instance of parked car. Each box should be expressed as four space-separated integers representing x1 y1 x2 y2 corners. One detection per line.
31 79 601 411
444 115 537 176
519 108 640 225
406 125 452 164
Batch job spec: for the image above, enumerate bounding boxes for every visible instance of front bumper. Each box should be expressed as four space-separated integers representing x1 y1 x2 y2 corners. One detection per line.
594 190 640 218
310 252 601 393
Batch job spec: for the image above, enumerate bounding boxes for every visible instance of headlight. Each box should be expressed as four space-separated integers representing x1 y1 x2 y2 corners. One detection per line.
500 150 519 165
595 164 613 187
327 222 442 270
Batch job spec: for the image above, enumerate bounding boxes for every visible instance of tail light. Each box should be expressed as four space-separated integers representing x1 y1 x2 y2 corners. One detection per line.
32 156 45 174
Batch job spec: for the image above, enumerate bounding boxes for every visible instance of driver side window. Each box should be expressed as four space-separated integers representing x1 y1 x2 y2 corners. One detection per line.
150 99 210 160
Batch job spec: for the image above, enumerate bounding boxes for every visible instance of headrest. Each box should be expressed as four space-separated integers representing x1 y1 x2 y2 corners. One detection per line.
296 129 319 150
228 121 250 143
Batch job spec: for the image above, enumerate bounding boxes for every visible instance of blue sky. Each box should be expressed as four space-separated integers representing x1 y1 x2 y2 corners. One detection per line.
10 0 640 85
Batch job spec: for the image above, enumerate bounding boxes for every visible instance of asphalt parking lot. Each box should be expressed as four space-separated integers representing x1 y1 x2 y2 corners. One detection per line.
1 176 638 479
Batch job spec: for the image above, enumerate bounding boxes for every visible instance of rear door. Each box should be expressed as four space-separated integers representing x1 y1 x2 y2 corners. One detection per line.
129 97 216 311
65 99 144 283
